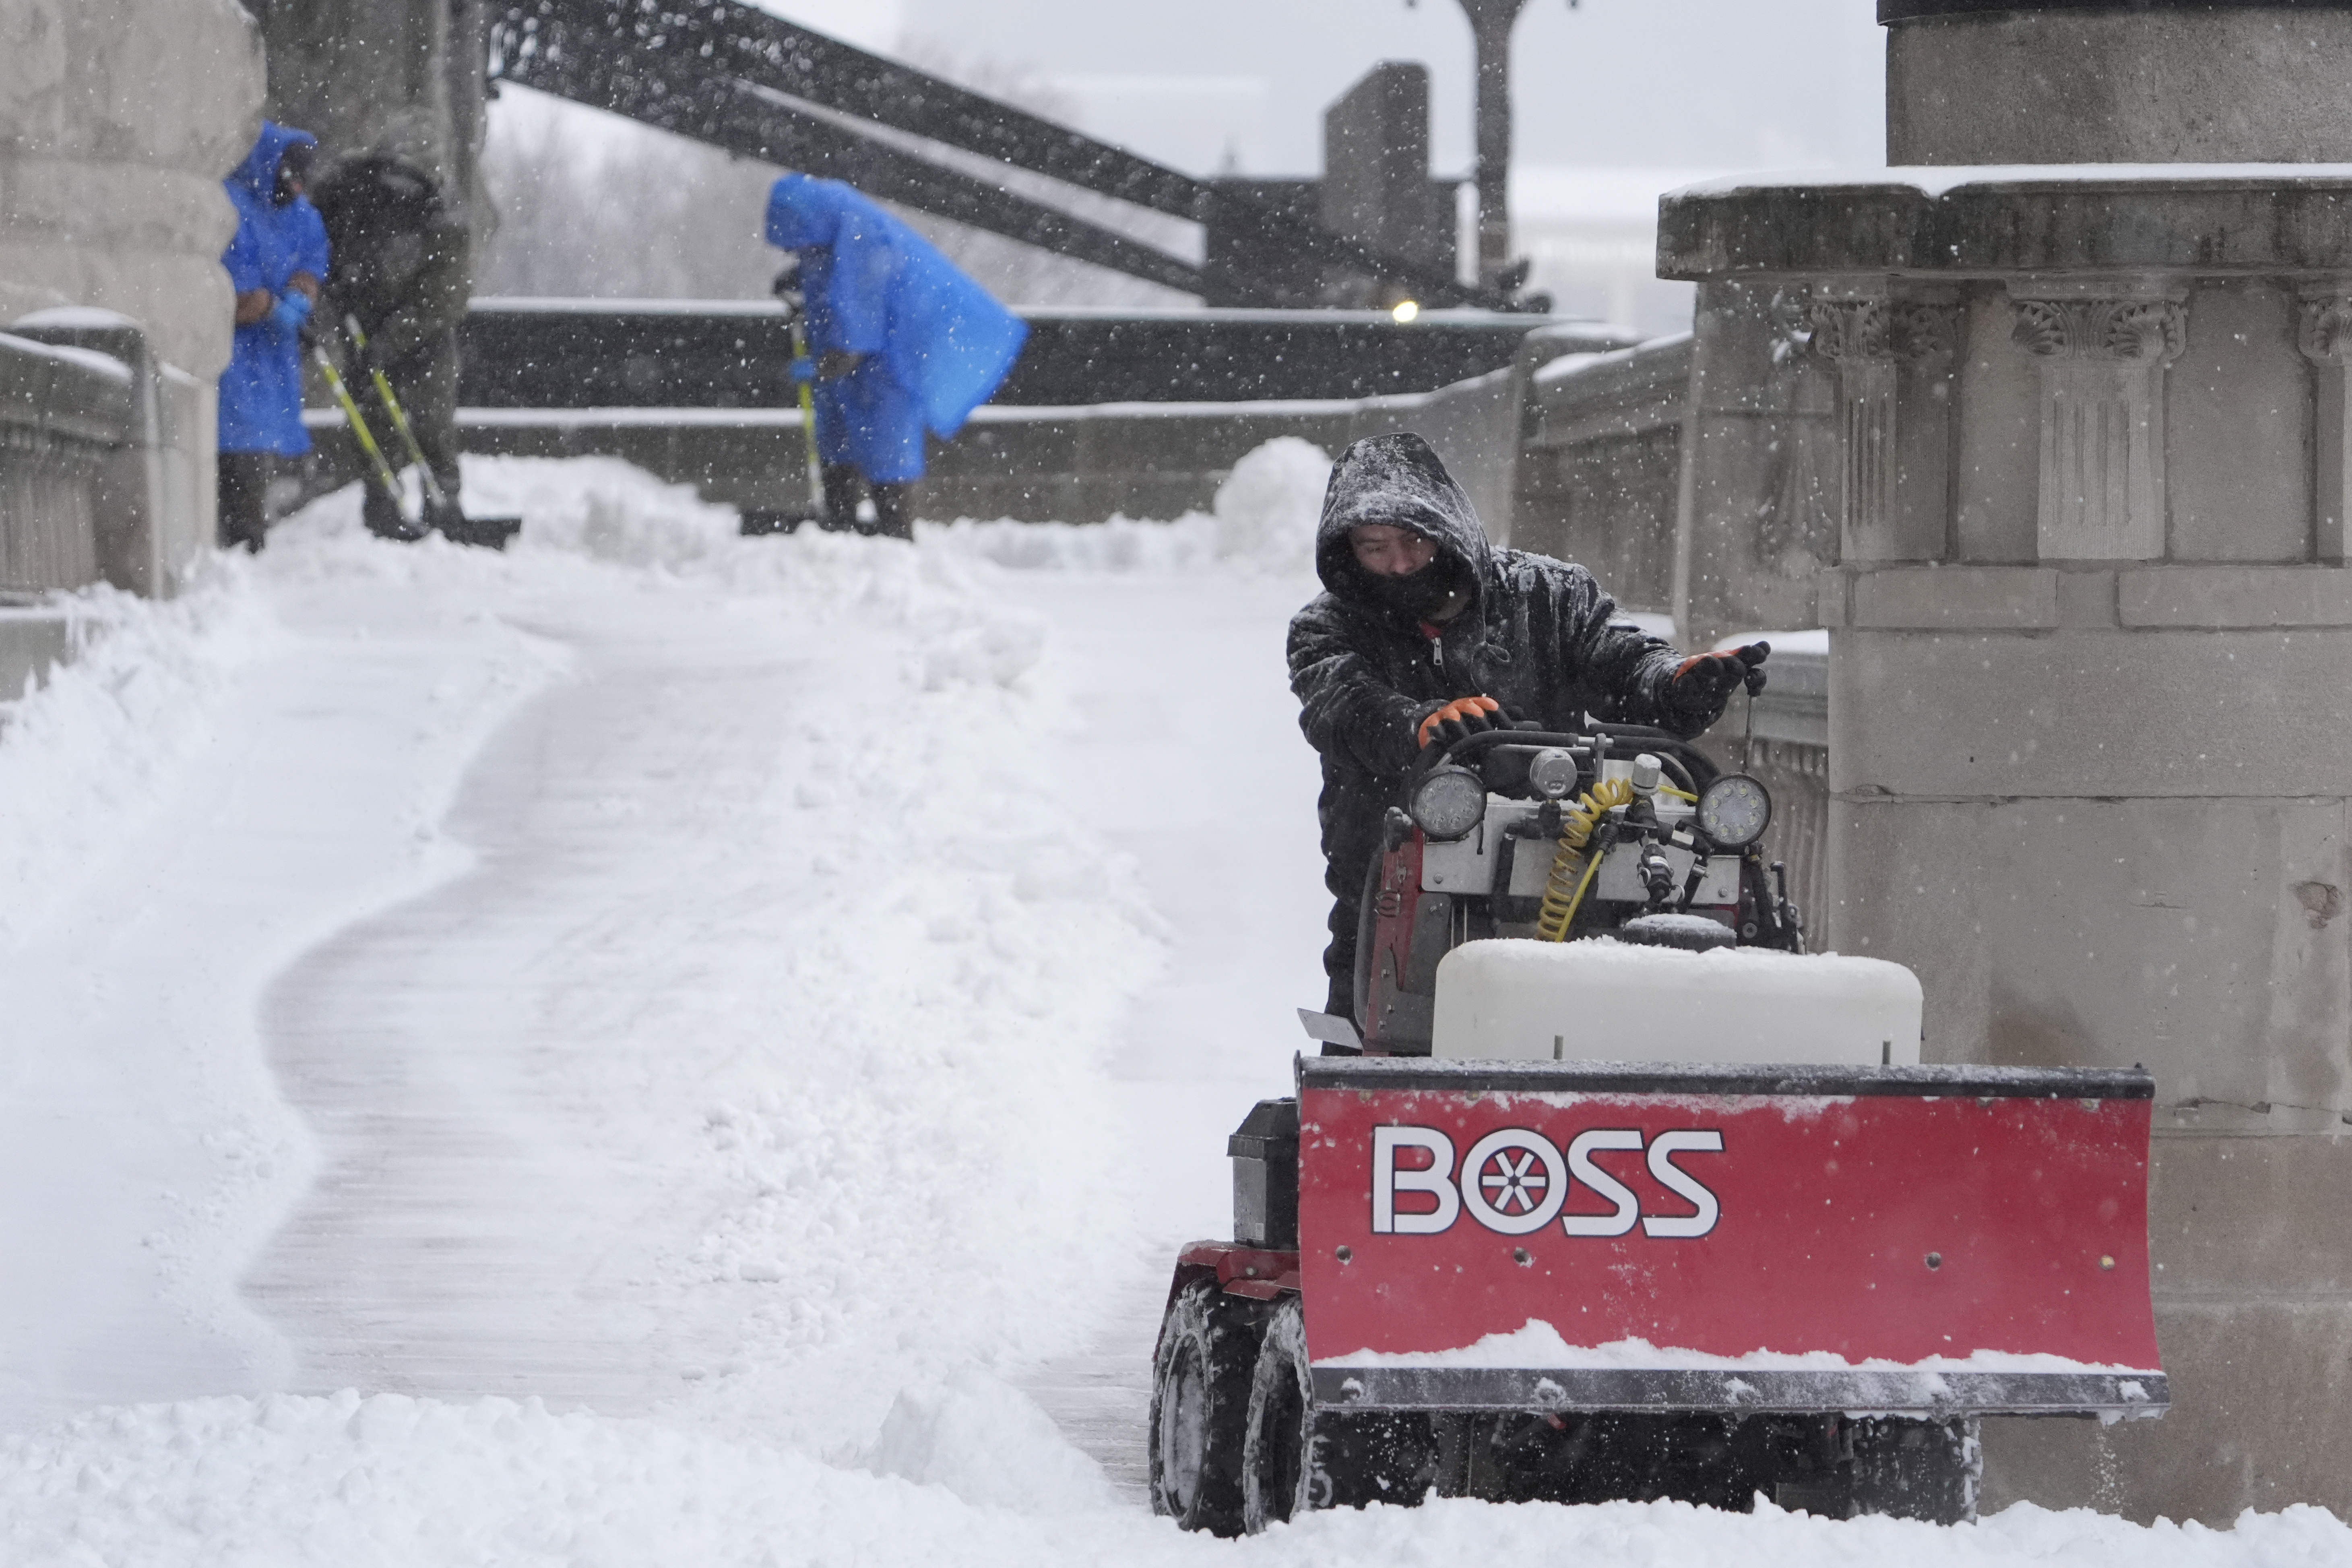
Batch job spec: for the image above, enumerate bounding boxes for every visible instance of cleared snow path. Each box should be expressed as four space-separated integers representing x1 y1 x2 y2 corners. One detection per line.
207 466 1202 1457
0 558 556 1433
243 607 812 1408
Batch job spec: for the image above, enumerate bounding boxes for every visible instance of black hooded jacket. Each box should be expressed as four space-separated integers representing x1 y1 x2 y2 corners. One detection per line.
312 156 471 365
1287 433 1698 885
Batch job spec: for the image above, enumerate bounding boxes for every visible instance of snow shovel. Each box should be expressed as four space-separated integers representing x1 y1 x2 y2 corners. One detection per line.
312 338 428 543
739 264 829 537
342 315 521 550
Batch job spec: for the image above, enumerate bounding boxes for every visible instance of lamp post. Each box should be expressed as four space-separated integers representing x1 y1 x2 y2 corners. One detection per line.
1454 0 1530 293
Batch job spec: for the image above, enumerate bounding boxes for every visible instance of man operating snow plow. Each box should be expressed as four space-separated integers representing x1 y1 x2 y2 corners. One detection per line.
1146 436 2168 1534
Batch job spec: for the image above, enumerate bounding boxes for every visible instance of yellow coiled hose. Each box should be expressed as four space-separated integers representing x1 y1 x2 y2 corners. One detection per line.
1534 776 1637 942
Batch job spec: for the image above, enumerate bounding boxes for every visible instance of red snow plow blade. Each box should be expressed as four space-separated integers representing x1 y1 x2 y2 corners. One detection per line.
1295 1057 2168 1420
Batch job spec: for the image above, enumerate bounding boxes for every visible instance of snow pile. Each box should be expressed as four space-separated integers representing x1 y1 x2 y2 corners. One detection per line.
928 435 1330 577
863 1369 1115 1514
262 459 1056 698
0 1392 976 1567
1 1390 2345 1568
925 509 1206 572
651 582 1167 1446
0 572 272 941
275 454 814 581
1207 435 1332 572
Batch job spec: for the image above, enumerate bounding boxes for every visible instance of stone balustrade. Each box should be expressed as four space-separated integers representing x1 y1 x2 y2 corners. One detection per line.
0 330 131 596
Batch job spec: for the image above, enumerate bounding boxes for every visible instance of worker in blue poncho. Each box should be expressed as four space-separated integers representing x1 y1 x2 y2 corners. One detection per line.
764 173 1028 539
217 121 331 553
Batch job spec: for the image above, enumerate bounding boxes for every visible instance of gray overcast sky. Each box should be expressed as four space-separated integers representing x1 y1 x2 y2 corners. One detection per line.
767 0 1886 177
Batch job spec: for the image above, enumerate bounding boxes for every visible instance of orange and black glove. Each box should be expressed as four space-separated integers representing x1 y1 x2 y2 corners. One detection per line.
1417 694 1505 750
1667 640 1770 722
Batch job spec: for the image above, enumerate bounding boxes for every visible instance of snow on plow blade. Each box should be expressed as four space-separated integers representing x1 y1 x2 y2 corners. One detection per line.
1296 1057 2168 1421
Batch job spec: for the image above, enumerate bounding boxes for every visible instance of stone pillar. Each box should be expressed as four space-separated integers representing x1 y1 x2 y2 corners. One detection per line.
1659 168 2352 1524
1453 0 1528 292
1883 0 2352 165
1321 63 1454 307
1660 0 2352 1522
0 0 264 594
245 0 494 272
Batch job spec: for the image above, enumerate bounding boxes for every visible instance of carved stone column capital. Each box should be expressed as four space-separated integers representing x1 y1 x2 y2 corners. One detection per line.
2297 293 2352 364
2010 296 2187 365
2007 290 2187 560
1807 297 1889 362
1808 297 1957 363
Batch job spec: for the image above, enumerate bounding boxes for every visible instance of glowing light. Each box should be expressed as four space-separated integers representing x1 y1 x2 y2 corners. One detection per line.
1392 300 1421 324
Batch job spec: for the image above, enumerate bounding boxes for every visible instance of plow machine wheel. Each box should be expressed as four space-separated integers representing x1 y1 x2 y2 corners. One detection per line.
1241 1296 1438 1532
1149 1280 1264 1535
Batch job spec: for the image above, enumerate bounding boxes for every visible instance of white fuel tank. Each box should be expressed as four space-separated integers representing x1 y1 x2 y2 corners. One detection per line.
1430 938 1923 1066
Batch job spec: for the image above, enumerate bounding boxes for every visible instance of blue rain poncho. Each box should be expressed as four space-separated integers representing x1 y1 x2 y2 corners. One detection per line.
764 174 1027 484
218 122 330 456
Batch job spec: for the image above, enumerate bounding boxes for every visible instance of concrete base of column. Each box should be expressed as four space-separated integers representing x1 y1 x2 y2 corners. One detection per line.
1980 1133 2352 1523
1828 605 2352 1521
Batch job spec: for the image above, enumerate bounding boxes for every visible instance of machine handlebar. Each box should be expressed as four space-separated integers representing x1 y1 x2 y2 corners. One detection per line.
1415 722 1722 793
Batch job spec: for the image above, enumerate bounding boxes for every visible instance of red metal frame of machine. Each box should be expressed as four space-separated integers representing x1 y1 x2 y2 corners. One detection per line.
1177 1057 2168 1421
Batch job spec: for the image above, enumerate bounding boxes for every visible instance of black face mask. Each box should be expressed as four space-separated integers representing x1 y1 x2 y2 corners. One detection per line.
1364 550 1471 622
274 145 313 208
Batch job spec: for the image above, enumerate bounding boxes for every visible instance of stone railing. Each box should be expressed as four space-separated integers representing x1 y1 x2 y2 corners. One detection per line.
1705 634 1828 948
0 314 212 697
1511 332 1693 620
13 310 214 599
1510 306 1842 652
1512 326 1837 938
388 303 1635 538
390 359 1535 541
0 331 133 596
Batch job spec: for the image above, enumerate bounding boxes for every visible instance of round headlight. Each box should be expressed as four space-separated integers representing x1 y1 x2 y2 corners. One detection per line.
1410 767 1488 841
1696 773 1772 849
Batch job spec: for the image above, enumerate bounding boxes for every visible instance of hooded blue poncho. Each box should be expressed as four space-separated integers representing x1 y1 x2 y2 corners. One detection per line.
763 174 1027 484
219 122 330 456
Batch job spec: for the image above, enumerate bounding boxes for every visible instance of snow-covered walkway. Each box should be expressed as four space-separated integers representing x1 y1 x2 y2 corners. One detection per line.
0 457 2343 1564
